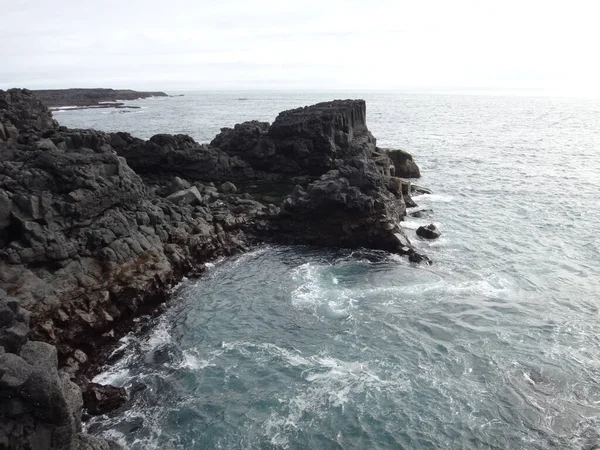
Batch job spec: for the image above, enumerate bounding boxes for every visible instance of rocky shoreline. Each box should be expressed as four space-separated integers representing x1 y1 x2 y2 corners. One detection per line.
31 89 168 110
0 88 434 449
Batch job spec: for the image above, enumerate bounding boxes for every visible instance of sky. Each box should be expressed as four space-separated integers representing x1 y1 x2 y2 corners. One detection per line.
2 0 600 94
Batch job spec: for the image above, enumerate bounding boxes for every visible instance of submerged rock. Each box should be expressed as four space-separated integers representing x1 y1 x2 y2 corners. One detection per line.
81 381 128 416
416 224 441 239
409 208 434 218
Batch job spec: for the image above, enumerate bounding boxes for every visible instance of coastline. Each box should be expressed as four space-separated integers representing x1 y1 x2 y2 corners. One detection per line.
0 88 434 449
31 88 169 111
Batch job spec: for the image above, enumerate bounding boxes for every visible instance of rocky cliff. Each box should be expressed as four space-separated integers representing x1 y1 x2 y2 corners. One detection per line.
0 89 428 449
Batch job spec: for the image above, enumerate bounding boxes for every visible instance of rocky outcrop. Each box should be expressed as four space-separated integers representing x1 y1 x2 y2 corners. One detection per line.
416 224 441 239
265 161 419 258
386 148 421 178
0 291 119 450
110 132 255 183
0 89 58 144
211 100 376 175
1 90 431 449
80 381 127 416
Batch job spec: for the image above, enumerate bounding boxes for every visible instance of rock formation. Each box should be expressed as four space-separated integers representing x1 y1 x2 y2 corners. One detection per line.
0 290 119 450
0 89 431 449
31 89 168 108
417 224 441 240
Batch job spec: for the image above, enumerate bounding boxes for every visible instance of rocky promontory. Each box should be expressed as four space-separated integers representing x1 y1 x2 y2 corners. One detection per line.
31 89 168 110
0 88 429 449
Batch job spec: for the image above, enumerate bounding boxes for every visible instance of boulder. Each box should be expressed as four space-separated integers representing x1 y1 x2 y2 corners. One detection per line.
412 184 432 195
81 382 128 416
409 208 433 218
416 224 441 239
0 293 119 449
220 181 237 194
166 186 203 206
386 148 421 178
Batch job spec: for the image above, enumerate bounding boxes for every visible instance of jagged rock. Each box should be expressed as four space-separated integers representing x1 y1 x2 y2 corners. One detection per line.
112 132 255 183
404 193 418 208
416 224 441 239
211 120 270 156
386 148 421 178
81 382 128 416
0 88 58 135
409 208 433 218
36 138 58 151
166 186 203 206
412 184 432 195
212 100 376 174
270 161 411 253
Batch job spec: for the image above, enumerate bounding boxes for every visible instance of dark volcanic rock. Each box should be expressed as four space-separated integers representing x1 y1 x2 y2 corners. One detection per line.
81 381 128 416
212 100 376 175
0 89 434 448
386 148 421 178
0 290 120 450
112 132 255 183
416 224 441 239
0 89 58 144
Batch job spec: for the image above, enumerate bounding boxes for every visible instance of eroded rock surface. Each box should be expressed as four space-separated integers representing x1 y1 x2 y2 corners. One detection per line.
0 290 120 450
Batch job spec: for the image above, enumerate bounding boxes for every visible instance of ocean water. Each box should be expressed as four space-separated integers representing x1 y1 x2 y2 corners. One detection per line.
58 92 600 449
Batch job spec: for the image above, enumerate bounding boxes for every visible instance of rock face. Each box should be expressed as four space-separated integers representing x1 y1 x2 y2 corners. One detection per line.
0 89 58 143
111 133 254 183
0 290 119 450
0 89 430 448
211 100 376 175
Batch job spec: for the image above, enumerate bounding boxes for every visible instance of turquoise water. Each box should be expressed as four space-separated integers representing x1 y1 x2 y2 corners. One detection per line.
59 92 600 449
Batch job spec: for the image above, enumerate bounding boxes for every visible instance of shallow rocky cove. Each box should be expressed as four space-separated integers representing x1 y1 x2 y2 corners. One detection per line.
0 89 430 449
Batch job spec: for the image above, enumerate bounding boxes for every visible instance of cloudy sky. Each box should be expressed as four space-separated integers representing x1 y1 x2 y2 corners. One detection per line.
2 0 599 93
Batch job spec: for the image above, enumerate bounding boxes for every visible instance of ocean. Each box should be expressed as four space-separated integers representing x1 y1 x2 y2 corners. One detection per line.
56 91 600 449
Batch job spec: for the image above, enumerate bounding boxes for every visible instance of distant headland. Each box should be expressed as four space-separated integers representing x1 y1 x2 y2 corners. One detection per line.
32 88 168 110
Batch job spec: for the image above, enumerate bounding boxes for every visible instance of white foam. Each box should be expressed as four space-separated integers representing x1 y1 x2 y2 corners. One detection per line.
143 319 172 351
221 341 312 367
92 367 131 385
399 219 422 230
263 352 409 446
169 276 188 293
416 193 454 203
179 349 215 370
289 263 356 319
